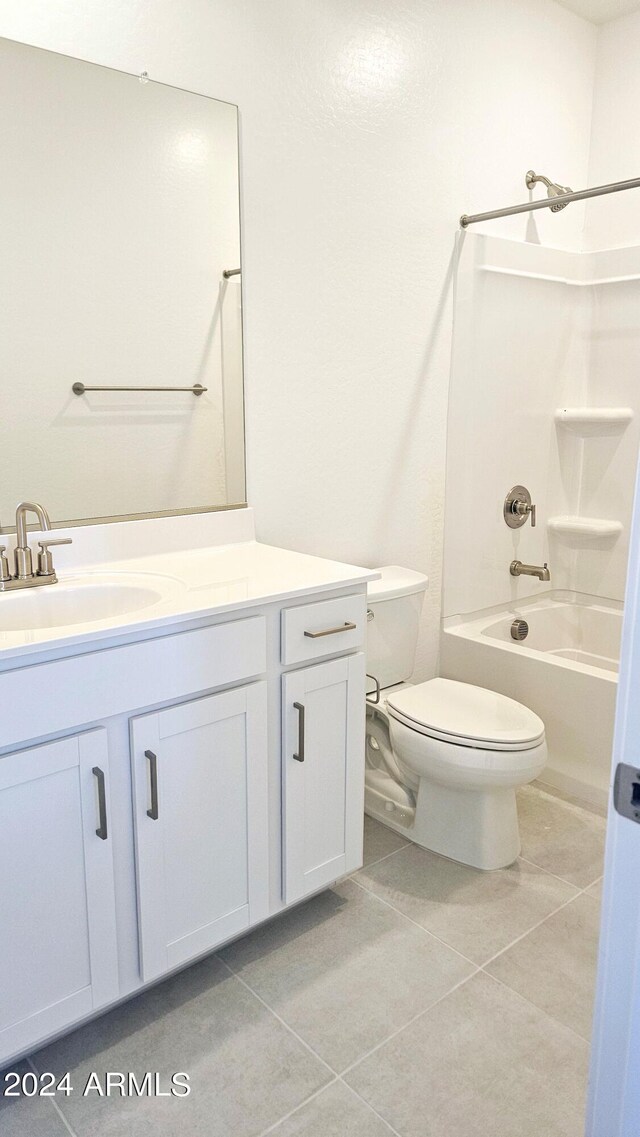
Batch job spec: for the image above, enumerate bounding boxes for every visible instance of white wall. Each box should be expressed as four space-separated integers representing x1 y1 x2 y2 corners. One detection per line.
0 0 597 676
575 10 640 601
585 8 640 252
0 36 242 525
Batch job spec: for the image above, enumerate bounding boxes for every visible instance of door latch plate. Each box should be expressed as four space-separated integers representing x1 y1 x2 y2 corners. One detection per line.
613 762 640 823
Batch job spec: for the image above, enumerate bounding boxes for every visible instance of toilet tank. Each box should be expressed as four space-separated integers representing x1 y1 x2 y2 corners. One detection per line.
367 566 428 689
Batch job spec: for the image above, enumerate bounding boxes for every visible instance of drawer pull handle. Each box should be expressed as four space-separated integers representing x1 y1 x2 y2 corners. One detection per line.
145 749 159 820
92 766 108 840
303 621 357 639
293 702 305 762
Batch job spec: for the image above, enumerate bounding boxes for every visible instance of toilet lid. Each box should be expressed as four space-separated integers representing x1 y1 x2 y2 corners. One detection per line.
386 678 545 749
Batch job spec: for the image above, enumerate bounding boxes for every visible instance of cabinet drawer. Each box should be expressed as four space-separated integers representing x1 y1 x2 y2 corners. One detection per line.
0 617 266 751
281 594 366 665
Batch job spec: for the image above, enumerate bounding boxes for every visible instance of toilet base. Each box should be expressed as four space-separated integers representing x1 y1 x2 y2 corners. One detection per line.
364 780 415 835
412 779 521 870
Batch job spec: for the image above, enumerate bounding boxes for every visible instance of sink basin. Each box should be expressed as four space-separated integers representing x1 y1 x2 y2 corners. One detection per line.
0 573 181 632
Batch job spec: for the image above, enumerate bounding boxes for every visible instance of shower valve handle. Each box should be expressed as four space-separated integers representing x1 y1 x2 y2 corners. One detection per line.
504 487 537 529
513 499 536 527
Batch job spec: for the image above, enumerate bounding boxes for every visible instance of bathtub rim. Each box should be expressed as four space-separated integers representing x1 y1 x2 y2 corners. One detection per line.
442 588 621 683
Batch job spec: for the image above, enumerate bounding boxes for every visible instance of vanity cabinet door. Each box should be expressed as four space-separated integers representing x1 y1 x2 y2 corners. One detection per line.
282 653 366 904
0 730 119 1065
131 683 269 983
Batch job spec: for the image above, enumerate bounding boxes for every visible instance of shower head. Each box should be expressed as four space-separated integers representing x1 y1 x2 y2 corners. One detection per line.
525 169 573 212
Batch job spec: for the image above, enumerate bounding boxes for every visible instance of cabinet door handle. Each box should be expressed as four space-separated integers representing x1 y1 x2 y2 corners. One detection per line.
293 702 305 762
145 749 159 819
92 766 108 840
303 621 357 639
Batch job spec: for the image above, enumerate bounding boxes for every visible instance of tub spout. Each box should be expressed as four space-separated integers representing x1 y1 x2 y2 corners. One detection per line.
510 560 551 582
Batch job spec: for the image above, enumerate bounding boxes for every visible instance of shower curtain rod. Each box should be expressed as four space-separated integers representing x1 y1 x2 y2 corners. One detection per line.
460 175 640 228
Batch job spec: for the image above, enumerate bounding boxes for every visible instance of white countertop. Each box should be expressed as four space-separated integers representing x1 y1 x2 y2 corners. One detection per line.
0 531 378 665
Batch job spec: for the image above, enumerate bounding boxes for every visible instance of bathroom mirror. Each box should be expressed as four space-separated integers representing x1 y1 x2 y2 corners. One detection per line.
0 37 245 530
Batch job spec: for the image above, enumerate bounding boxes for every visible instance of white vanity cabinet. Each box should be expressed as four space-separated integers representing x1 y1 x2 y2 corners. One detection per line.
280 594 367 904
0 730 119 1060
282 654 366 903
131 683 269 982
0 535 373 1070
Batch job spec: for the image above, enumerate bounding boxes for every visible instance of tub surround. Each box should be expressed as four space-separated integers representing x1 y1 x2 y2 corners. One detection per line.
443 232 640 809
446 234 640 615
0 506 377 1068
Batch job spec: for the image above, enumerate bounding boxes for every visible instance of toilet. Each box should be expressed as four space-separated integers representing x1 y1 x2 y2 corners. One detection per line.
365 567 547 870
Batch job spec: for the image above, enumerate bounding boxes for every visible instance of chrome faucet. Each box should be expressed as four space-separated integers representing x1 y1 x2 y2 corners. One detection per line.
510 560 551 582
0 502 72 592
14 501 52 579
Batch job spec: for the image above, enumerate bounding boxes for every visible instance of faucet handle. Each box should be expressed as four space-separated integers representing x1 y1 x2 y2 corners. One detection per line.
504 486 536 529
0 546 10 582
513 500 536 526
36 537 72 578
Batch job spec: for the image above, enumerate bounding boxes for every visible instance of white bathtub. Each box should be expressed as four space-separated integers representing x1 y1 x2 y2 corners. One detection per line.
441 591 622 807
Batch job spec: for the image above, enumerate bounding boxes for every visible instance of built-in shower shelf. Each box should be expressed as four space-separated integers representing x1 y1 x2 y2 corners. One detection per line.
480 266 640 287
548 516 623 541
554 407 634 435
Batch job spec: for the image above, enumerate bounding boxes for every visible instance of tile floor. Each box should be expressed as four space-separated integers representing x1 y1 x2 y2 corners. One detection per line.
1 783 606 1137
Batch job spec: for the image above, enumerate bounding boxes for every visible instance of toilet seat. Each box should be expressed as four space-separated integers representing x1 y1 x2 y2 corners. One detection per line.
386 677 545 752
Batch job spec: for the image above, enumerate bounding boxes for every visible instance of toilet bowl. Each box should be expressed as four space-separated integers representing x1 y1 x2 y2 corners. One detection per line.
365 567 547 870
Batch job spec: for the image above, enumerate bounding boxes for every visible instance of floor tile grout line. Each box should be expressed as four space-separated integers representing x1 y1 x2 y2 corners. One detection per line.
26 1056 79 1137
337 968 481 1080
217 955 406 1136
518 854 600 892
479 968 593 1046
254 1078 340 1137
529 781 608 821
581 875 604 895
577 875 604 895
479 890 589 970
357 838 597 965
254 1075 403 1137
352 862 594 981
215 955 338 1077
338 1077 404 1136
219 889 484 1110
218 902 482 1097
348 873 480 969
358 840 412 873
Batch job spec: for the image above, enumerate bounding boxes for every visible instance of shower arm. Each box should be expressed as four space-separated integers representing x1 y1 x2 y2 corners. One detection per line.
460 174 640 228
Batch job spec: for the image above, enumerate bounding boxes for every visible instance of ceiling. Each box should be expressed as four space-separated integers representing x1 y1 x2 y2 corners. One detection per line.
555 0 640 22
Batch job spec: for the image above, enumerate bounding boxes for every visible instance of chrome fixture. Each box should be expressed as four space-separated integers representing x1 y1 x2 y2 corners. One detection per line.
510 560 550 582
510 618 530 641
145 750 159 819
460 171 640 228
15 502 51 579
0 502 72 592
303 621 357 639
222 267 241 279
504 485 536 529
366 673 381 705
525 170 573 212
72 382 207 396
293 702 305 763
